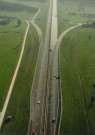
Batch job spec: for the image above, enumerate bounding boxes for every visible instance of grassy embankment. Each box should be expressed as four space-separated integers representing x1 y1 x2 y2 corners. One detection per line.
60 27 95 135
1 23 39 135
58 0 95 35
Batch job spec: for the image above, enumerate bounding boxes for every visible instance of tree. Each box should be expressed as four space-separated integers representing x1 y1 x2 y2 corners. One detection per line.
89 35 91 39
17 19 21 26
92 21 95 28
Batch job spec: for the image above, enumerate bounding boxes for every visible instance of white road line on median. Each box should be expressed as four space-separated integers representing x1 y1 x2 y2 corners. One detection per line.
0 21 29 129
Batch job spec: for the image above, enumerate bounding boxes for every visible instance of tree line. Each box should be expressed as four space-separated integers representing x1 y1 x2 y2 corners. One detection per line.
0 1 38 13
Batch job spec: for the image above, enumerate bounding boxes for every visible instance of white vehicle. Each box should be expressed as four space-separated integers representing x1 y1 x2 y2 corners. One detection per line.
37 100 40 104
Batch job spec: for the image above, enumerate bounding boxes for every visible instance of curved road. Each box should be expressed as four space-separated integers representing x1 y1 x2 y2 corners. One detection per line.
57 23 82 47
28 0 53 135
0 2 82 133
28 1 82 135
53 23 82 135
27 9 45 135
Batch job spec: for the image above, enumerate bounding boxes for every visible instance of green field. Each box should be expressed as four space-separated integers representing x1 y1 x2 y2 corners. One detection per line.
2 0 49 33
58 0 95 35
0 0 49 134
1 23 39 135
0 0 49 111
2 0 95 135
60 27 95 135
0 0 39 112
19 0 49 33
0 0 38 20
0 20 27 111
58 0 95 134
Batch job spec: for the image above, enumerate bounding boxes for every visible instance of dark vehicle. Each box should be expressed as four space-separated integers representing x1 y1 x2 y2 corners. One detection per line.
5 116 12 123
56 76 60 79
49 93 52 99
52 118 55 123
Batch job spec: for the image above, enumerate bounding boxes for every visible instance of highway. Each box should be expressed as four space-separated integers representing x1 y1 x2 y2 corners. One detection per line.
28 0 53 135
28 0 61 134
45 0 58 134
0 0 82 133
44 0 62 134
28 0 82 134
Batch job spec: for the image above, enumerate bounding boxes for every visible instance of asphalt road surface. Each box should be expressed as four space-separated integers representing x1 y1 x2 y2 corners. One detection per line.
28 0 82 133
45 0 58 135
28 0 60 134
28 0 53 135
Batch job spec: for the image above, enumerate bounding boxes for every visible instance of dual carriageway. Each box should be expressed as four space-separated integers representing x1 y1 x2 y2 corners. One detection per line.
0 0 82 133
28 0 61 134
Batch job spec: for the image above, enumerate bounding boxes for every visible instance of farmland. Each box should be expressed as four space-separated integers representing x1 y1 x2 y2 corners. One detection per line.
60 26 95 135
0 20 27 111
58 0 95 134
0 1 38 13
0 0 49 134
0 0 39 112
1 0 95 134
2 0 49 33
0 1 38 20
1 23 39 135
58 0 95 35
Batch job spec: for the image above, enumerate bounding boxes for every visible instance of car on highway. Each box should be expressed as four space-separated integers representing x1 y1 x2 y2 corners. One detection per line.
56 76 60 79
49 93 52 99
32 130 35 135
52 118 55 123
37 100 40 104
